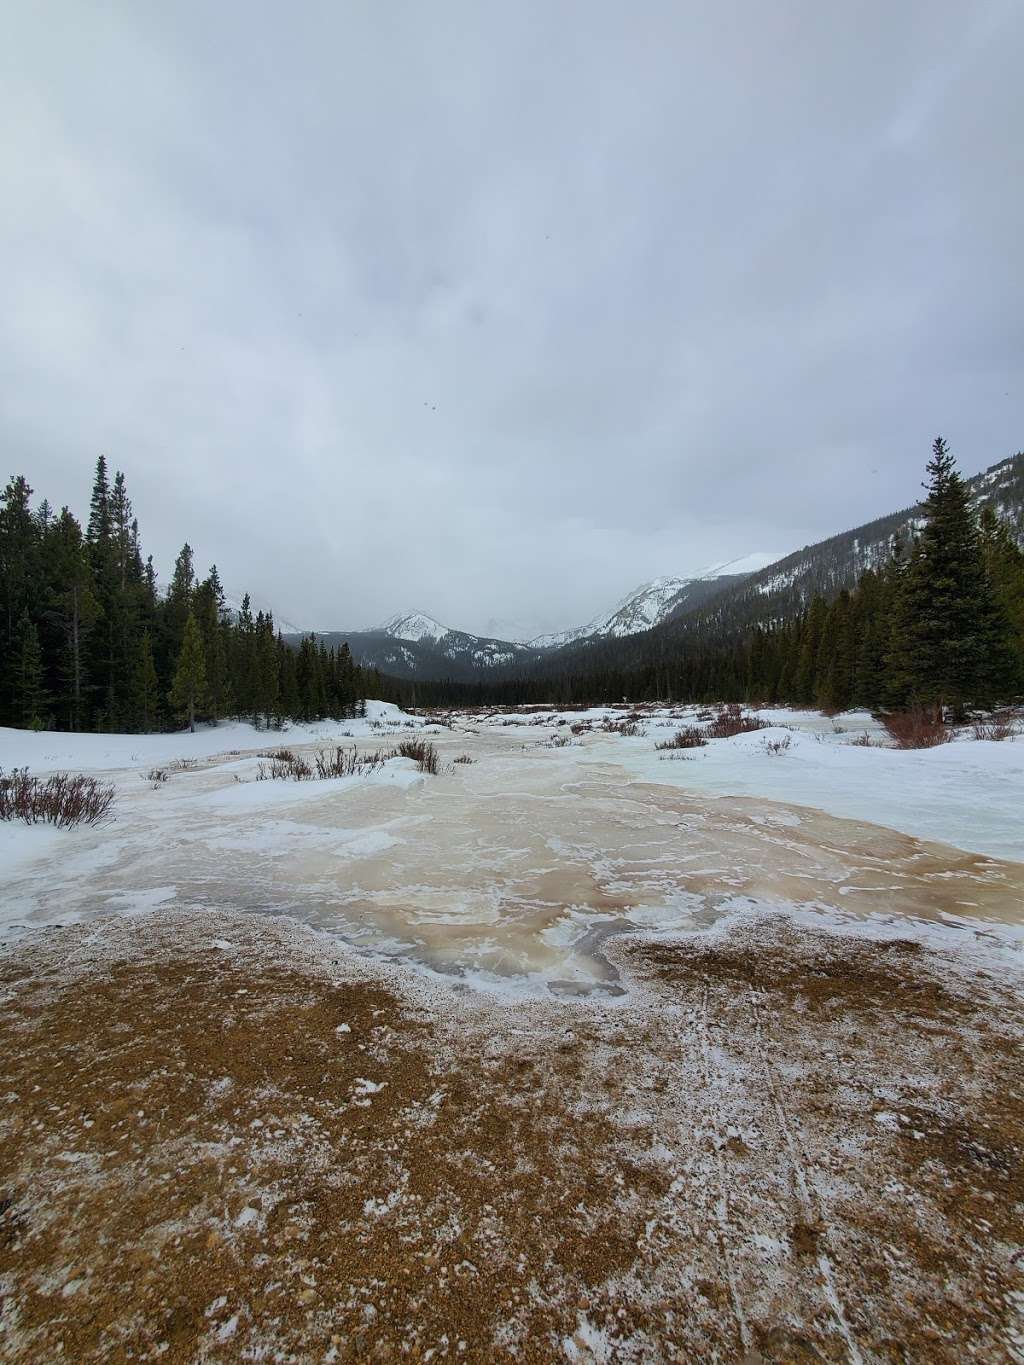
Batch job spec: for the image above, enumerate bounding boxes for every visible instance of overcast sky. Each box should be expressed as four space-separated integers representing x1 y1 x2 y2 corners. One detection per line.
2 2 1022 638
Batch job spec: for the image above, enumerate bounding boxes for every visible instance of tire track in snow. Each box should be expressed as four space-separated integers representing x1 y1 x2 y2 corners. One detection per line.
697 980 754 1357
748 988 864 1365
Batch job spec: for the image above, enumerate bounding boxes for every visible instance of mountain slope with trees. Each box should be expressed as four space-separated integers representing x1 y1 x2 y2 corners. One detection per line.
2 442 1021 730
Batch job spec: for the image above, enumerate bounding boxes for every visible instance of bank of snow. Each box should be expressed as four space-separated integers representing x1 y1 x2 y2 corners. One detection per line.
0 701 422 774
615 711 1024 863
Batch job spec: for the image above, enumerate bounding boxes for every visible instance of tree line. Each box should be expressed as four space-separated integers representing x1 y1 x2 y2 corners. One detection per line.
0 456 402 732
2 441 1022 731
389 441 1024 716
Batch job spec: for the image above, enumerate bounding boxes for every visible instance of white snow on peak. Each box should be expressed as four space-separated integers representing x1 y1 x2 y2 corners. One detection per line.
377 611 451 643
690 552 776 579
370 555 779 652
529 556 776 649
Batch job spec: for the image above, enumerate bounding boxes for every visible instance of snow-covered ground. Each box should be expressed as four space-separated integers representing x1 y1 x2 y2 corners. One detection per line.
4 701 1022 1360
0 699 424 772
2 701 1023 994
546 704 1024 863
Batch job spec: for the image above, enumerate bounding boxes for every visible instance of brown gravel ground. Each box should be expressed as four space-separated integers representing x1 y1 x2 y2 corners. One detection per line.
0 910 1022 1363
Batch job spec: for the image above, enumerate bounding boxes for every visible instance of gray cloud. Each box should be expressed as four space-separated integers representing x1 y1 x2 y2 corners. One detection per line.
2 0 1021 638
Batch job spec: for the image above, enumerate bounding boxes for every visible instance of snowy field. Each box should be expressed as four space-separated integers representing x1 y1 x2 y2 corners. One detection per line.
3 701 1024 1360
2 699 1023 990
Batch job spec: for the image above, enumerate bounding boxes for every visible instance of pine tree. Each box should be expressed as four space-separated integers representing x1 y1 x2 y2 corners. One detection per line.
130 630 160 731
793 598 827 704
169 611 206 732
980 504 1024 690
886 439 1013 715
1 476 42 665
817 590 855 711
255 618 280 728
13 611 48 728
47 508 100 730
194 568 231 720
86 455 112 547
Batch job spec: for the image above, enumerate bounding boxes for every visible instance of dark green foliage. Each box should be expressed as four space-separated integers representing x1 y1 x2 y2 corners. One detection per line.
168 611 207 732
12 611 49 728
0 442 1020 730
884 439 1013 714
0 459 380 734
382 442 1024 714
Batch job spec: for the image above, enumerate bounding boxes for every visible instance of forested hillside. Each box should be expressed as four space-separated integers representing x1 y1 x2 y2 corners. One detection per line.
0 457 402 732
3 443 1022 730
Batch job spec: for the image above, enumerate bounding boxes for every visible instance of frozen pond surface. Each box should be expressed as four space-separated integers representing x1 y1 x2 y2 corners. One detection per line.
4 704 1024 995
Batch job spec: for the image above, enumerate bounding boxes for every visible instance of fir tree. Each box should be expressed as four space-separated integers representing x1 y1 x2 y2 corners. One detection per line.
980 503 1024 689
130 630 160 731
886 439 1013 714
13 611 48 728
169 611 206 732
86 455 112 547
47 508 100 730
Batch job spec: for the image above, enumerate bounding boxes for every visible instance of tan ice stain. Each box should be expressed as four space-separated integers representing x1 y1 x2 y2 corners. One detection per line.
4 728 1022 991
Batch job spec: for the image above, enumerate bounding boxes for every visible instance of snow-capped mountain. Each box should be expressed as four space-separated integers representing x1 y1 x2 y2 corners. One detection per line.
301 556 776 679
375 611 451 643
529 556 776 648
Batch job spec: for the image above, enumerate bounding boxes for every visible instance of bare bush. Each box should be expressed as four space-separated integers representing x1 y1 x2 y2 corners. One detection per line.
882 709 952 750
169 757 198 772
256 751 313 781
761 734 792 756
260 747 298 763
314 746 388 779
849 733 876 747
705 705 769 739
972 717 1020 742
397 739 440 775
0 768 115 827
602 719 644 736
453 754 475 764
146 768 169 784
656 727 707 750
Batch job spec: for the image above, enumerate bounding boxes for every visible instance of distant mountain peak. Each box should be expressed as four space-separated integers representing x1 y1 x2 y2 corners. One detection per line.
527 556 775 648
376 610 451 643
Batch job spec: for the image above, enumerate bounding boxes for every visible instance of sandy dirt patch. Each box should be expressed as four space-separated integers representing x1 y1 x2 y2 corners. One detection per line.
1 909 1022 1362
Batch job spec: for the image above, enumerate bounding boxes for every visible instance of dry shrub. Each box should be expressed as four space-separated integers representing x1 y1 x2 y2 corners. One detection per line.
849 733 876 747
705 705 769 739
314 747 387 779
882 708 952 750
0 768 115 827
257 751 313 781
656 727 707 750
602 718 644 736
453 754 475 764
973 717 1020 742
397 739 440 775
761 734 792 756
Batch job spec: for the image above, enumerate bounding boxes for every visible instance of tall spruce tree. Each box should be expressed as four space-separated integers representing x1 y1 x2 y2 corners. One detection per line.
169 611 206 733
980 503 1024 690
886 439 1013 714
130 629 160 731
13 611 48 728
